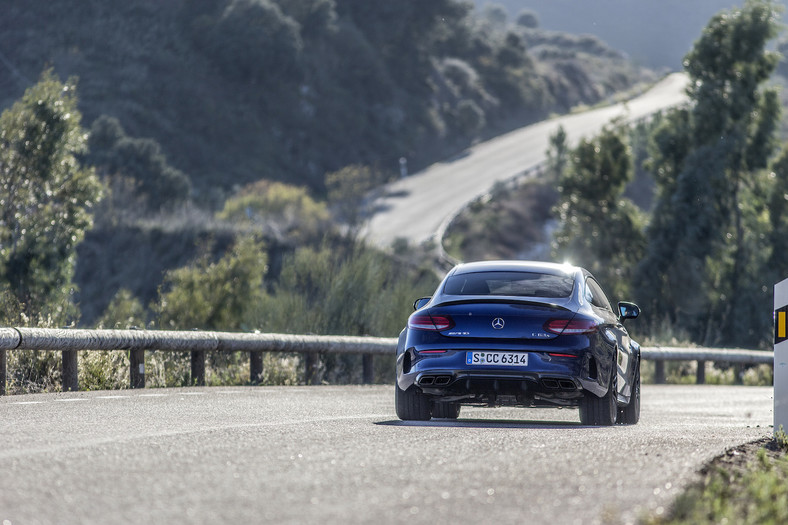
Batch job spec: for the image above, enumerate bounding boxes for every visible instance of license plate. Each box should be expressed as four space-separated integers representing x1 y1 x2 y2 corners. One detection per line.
466 351 528 366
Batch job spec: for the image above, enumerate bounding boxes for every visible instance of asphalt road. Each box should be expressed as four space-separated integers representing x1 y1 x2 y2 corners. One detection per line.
363 73 690 249
0 384 773 525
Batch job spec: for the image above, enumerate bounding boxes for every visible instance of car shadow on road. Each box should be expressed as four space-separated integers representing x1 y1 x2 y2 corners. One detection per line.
375 419 589 430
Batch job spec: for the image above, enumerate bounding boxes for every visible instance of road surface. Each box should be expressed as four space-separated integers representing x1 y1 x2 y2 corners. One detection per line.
0 383 772 525
364 73 689 249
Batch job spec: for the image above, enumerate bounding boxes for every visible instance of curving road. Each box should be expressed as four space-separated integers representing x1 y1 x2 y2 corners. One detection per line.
0 384 772 524
363 73 690 249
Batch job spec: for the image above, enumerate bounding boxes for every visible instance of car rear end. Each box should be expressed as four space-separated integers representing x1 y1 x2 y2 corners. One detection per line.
396 263 609 408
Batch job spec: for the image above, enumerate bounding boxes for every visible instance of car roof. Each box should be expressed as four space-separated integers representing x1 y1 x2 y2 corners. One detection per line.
449 260 582 278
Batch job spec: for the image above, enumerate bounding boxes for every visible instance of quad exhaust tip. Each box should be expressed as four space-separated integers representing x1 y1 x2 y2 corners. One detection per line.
418 375 452 386
541 378 577 391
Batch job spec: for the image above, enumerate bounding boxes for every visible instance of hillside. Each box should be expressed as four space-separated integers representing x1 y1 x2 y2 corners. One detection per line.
1 0 652 202
479 0 788 70
0 0 657 324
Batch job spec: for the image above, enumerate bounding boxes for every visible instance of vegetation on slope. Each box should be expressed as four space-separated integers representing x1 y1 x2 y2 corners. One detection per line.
480 0 788 70
0 0 650 199
645 436 788 525
0 0 655 327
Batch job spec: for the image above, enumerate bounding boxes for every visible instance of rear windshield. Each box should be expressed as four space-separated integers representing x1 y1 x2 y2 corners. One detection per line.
442 271 574 299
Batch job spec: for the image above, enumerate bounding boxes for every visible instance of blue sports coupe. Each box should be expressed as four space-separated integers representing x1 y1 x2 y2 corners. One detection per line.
395 260 641 425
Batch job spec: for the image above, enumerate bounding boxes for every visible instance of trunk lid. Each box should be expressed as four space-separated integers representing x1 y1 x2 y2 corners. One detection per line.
430 300 574 341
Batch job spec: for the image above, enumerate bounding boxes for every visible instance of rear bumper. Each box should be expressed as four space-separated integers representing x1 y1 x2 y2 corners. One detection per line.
396 348 608 405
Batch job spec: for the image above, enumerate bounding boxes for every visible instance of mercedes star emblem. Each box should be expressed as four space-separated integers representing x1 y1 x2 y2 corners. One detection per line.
492 318 505 330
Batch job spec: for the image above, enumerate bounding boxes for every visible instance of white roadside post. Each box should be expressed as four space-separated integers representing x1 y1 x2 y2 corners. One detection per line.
775 278 788 435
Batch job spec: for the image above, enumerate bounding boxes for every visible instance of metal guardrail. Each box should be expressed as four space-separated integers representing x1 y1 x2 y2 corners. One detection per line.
642 346 773 385
0 327 774 394
641 346 773 364
0 328 396 395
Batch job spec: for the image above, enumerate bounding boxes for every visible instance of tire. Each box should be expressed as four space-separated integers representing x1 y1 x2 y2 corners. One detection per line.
618 359 641 425
579 368 617 426
395 382 432 421
432 401 461 419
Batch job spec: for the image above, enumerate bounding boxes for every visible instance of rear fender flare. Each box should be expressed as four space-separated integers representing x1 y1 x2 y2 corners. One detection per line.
584 349 616 398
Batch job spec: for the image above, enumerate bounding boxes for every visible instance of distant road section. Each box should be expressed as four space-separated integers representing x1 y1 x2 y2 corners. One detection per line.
363 72 689 249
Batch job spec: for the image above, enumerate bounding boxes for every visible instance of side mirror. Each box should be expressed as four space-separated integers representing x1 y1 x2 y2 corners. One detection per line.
618 301 640 322
413 297 431 310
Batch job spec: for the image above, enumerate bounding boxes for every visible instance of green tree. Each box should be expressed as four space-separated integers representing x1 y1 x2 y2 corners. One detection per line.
87 115 192 212
194 0 303 84
545 125 568 180
767 145 788 294
98 288 147 329
0 70 103 320
157 235 268 330
154 236 270 386
553 124 645 300
636 0 782 345
336 0 468 96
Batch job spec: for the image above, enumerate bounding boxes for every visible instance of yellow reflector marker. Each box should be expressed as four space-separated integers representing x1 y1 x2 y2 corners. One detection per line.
780 311 786 339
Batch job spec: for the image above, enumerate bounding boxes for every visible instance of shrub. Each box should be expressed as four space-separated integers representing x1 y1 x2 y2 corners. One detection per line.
217 180 330 242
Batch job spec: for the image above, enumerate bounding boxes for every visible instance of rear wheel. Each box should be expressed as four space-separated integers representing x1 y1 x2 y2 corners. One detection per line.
579 369 617 426
395 382 432 421
618 359 641 425
432 401 461 419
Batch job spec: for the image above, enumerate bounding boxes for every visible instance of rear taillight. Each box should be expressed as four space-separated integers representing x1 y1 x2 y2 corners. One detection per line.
408 313 454 331
544 318 597 335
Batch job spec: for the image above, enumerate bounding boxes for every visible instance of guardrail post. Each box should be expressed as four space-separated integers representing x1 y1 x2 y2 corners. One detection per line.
304 353 318 385
696 360 706 384
130 349 145 389
62 350 78 391
0 348 6 396
733 364 743 385
654 360 666 384
191 350 205 386
250 351 263 384
362 355 374 384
